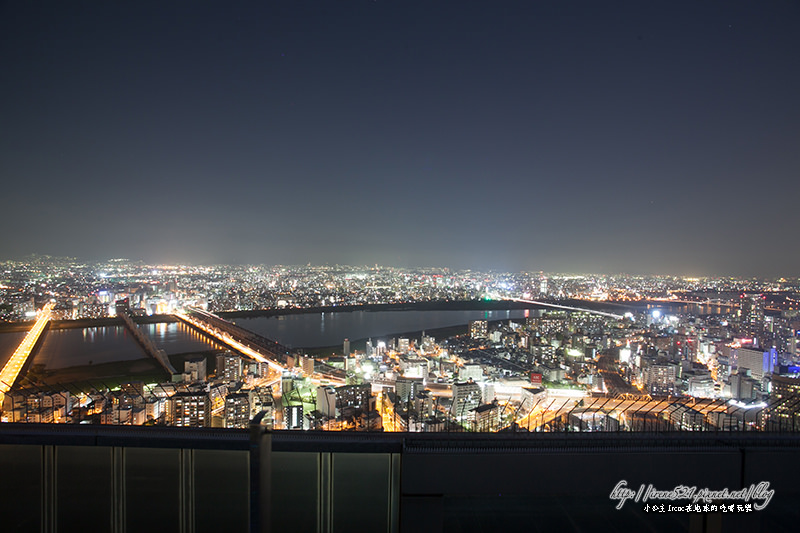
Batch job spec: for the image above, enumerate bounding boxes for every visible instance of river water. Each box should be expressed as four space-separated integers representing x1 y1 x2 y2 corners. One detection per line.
139 321 227 354
233 308 533 348
32 326 142 369
28 322 225 370
0 308 533 369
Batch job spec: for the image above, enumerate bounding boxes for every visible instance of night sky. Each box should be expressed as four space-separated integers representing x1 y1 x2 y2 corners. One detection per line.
2 1 799 276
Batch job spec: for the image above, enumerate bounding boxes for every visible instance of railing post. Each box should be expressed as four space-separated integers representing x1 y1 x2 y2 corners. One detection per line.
179 448 194 533
250 411 272 533
42 444 55 533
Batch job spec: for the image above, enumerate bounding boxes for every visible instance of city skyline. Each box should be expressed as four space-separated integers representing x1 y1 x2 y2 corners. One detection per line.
4 253 800 280
2 1 799 277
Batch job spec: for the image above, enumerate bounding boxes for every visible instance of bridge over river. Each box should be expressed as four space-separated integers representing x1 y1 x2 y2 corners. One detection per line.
174 307 346 384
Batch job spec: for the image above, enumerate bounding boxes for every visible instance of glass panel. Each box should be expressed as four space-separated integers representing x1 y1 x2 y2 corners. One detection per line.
332 453 390 533
126 447 181 531
56 446 112 532
271 451 320 533
194 449 249 533
0 444 41 533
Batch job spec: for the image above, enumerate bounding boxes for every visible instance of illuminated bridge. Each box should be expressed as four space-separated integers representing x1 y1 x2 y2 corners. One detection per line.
647 298 740 310
175 308 346 383
501 297 625 319
1 424 799 533
0 302 53 406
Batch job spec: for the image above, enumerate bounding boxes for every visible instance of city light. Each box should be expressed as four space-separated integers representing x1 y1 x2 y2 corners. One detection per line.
0 258 798 433
0 301 54 405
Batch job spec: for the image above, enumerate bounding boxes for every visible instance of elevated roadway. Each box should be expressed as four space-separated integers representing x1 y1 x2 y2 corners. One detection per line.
174 308 346 384
0 302 54 406
175 308 290 372
501 297 625 319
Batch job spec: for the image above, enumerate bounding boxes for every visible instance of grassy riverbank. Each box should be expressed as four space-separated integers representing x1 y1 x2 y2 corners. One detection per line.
26 349 222 391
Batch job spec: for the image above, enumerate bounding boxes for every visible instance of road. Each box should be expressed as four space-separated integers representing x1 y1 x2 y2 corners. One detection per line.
175 310 346 386
0 302 54 406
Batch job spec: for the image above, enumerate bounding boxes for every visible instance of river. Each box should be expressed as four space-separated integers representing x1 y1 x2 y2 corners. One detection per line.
233 308 535 348
0 308 535 369
28 322 225 370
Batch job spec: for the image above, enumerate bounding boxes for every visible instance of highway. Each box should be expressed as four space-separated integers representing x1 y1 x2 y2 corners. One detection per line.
502 297 625 319
0 302 54 406
175 309 287 372
647 297 738 309
174 309 346 386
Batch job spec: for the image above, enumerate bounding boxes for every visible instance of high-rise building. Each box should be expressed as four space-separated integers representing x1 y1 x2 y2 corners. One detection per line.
301 356 315 376
216 353 243 382
642 363 678 395
316 386 338 418
420 333 435 353
397 338 410 353
730 370 757 401
395 377 423 404
185 358 207 382
336 384 373 412
281 372 294 395
121 381 145 398
452 380 482 419
376 341 387 356
768 374 800 429
285 404 304 430
414 389 434 418
248 361 268 379
343 338 351 357
114 298 130 316
469 320 488 340
400 358 428 379
687 375 715 398
471 402 499 432
251 387 274 429
459 364 483 382
739 294 765 336
171 392 210 427
737 347 777 382
224 392 251 428
145 397 165 422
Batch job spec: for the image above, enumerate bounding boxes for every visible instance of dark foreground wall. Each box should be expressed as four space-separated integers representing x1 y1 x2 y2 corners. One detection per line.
0 427 798 533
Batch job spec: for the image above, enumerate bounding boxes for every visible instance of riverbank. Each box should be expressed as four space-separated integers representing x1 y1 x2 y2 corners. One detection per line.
26 349 222 391
301 316 520 358
217 299 540 319
0 301 528 333
0 298 637 334
0 314 178 334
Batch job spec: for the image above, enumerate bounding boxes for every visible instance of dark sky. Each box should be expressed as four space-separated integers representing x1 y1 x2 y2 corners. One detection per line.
2 1 799 276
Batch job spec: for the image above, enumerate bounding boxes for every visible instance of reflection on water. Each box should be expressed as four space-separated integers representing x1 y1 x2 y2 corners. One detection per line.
4 310 541 370
140 321 226 353
234 309 533 348
646 303 728 316
36 326 142 369
30 322 225 370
